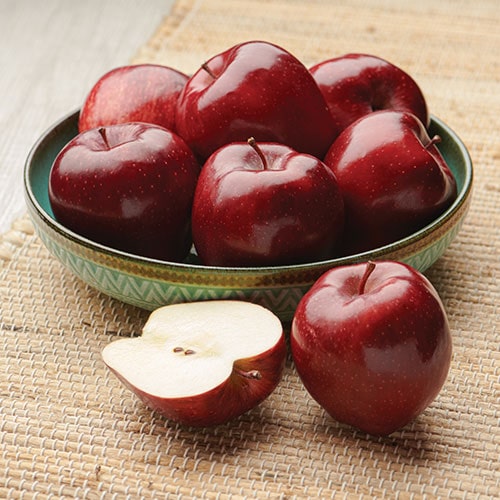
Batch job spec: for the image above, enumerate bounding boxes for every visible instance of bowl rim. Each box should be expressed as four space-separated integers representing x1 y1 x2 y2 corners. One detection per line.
24 109 473 275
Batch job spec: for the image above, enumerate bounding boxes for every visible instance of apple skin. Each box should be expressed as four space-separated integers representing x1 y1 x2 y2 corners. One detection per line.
78 64 188 133
48 122 200 261
175 40 339 162
290 260 452 436
323 110 457 255
191 140 345 267
106 333 287 427
309 53 429 132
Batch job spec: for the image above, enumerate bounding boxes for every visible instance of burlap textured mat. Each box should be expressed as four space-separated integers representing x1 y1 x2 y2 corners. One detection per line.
1 0 499 498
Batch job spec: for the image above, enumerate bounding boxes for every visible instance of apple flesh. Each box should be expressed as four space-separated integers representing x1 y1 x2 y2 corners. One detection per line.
323 110 457 255
78 64 188 133
309 53 429 132
102 300 286 427
291 260 452 436
48 122 200 261
191 138 345 266
175 40 339 161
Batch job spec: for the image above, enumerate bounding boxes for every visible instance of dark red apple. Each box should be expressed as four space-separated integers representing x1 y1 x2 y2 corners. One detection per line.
175 40 339 161
48 122 200 261
291 260 452 436
323 110 457 255
102 300 287 427
191 138 345 267
78 64 188 133
309 53 429 132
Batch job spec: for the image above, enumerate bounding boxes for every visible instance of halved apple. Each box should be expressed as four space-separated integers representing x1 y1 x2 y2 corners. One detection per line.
102 300 286 426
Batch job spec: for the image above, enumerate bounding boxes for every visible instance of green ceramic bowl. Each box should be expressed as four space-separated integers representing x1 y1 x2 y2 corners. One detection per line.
24 110 473 323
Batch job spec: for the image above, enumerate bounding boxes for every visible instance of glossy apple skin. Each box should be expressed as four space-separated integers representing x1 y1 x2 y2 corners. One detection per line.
323 110 457 255
175 41 339 162
291 261 452 436
192 141 345 267
106 332 287 427
78 64 188 133
49 122 200 261
309 53 429 132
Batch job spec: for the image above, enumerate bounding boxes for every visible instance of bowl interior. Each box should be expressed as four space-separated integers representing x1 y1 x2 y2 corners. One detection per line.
29 111 79 221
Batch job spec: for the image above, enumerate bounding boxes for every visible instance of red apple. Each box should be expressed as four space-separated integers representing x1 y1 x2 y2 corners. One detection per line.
102 300 286 427
175 40 339 162
323 110 457 255
291 260 452 436
48 122 200 261
309 53 429 132
191 138 345 267
78 64 188 133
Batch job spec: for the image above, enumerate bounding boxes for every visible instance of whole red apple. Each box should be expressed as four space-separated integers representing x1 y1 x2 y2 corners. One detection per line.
78 64 188 133
102 300 286 427
49 122 200 261
323 110 457 255
309 53 429 132
175 40 339 161
191 138 345 267
291 260 452 436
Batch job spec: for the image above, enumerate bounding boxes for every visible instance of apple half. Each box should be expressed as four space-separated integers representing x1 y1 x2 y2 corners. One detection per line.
102 300 286 426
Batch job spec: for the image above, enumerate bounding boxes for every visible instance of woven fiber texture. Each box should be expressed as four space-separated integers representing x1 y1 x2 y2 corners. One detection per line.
1 0 499 498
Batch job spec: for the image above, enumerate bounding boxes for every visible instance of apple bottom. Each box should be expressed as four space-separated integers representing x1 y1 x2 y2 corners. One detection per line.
293 347 451 436
56 213 193 262
107 337 287 427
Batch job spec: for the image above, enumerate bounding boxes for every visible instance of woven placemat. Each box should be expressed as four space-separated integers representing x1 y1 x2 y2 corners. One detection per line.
1 0 499 498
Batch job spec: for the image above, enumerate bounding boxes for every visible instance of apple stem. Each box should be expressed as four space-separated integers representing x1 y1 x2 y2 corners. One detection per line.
98 127 110 149
247 137 268 170
358 261 376 295
426 135 441 149
235 368 262 380
201 62 217 79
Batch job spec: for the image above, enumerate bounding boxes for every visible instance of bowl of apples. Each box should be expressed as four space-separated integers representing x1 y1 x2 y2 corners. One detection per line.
24 41 473 323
